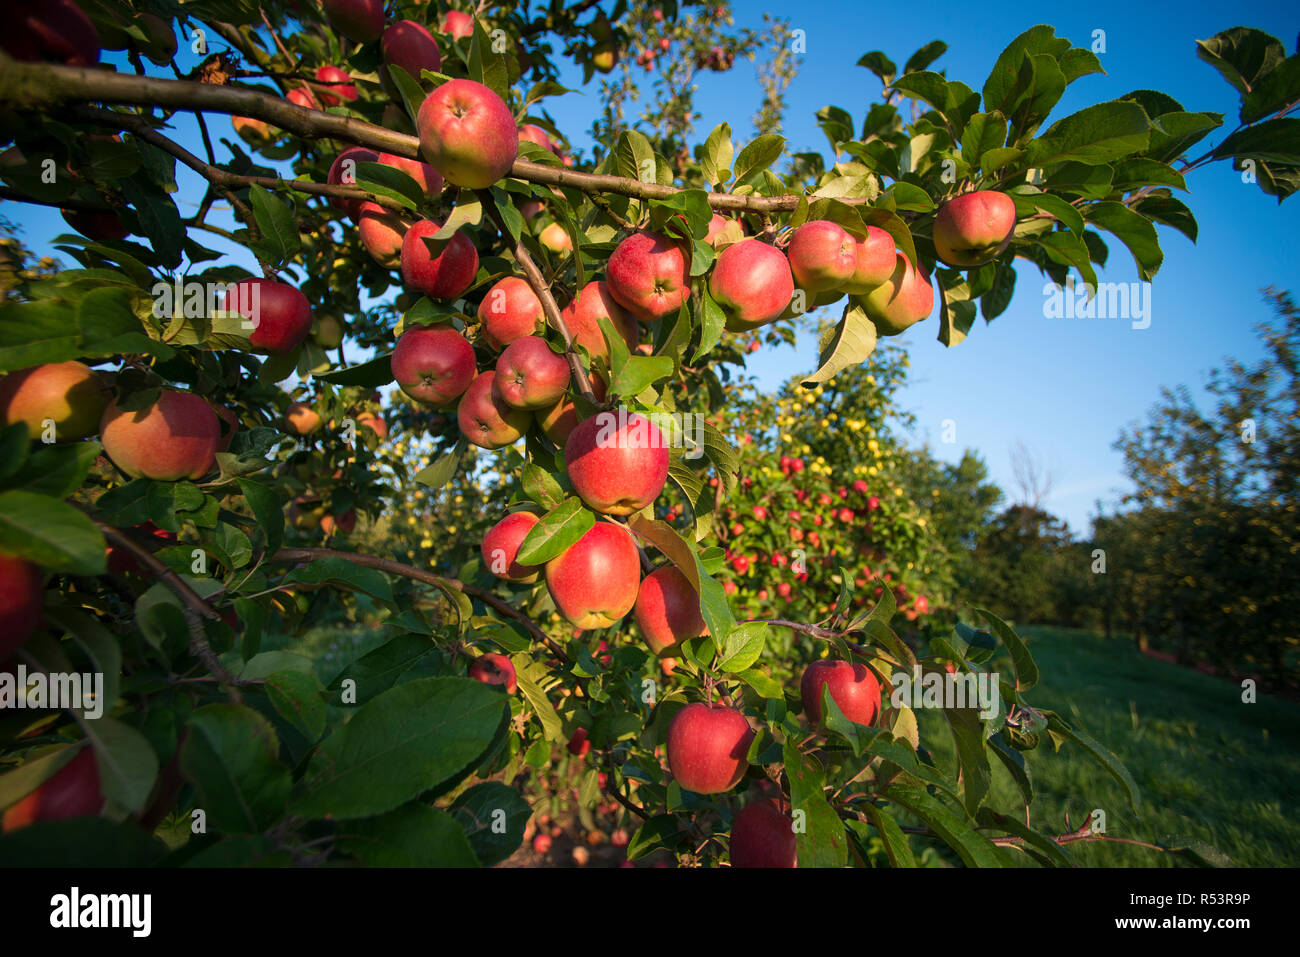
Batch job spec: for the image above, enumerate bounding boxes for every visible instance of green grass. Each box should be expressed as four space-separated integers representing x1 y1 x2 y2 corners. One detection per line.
914 625 1300 866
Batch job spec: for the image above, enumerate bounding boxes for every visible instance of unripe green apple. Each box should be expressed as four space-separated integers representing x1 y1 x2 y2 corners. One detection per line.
0 361 110 442
313 314 346 349
860 253 934 336
666 702 754 794
417 78 519 189
99 390 221 481
544 521 640 629
932 190 1017 267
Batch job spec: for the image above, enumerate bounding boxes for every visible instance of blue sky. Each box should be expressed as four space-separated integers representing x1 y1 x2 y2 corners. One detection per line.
2 1 1295 532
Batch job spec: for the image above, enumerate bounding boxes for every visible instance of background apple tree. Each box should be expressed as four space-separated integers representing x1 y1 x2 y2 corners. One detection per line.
0 2 1295 867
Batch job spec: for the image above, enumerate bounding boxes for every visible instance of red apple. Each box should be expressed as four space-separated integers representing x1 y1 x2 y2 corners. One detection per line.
328 146 379 219
666 702 754 794
704 213 734 248
457 371 531 449
564 411 669 515
285 401 322 435
933 190 1017 267
232 115 275 147
730 799 797 868
860 253 934 336
544 521 640 629
4 0 100 66
319 510 357 536
287 87 320 111
535 372 606 447
223 278 314 355
391 325 476 407
710 238 793 331
476 276 544 349
381 19 442 81
322 0 384 43
606 231 690 323
314 65 358 106
634 565 707 656
60 209 128 242
539 222 572 253
358 201 412 268
0 554 42 662
416 78 519 189
99 390 221 481
800 659 880 726
786 220 856 293
378 152 444 200
0 361 110 442
481 511 541 582
469 653 517 693
560 280 638 360
401 219 480 300
1 746 103 833
441 10 475 39
840 226 897 294
493 336 570 409
518 124 556 154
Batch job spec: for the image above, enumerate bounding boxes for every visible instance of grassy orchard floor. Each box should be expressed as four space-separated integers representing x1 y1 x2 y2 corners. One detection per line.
914 625 1300 867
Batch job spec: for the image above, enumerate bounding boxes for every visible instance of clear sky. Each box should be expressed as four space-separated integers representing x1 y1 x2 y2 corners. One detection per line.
2 1 1295 533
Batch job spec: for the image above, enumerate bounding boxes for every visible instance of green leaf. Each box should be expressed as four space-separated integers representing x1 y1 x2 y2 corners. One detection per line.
782 736 847 867
692 288 727 363
414 437 465 489
0 818 166 867
1241 54 1300 123
0 489 105 575
511 653 563 742
1195 27 1287 97
316 353 395 387
627 814 687 861
450 781 531 866
982 24 1070 114
976 808 1073 866
280 558 394 602
1211 117 1300 166
885 784 1002 867
962 111 1008 169
1083 201 1164 280
734 668 784 699
1025 101 1151 167
974 607 1039 691
943 703 992 817
803 301 878 386
856 51 897 87
337 803 479 867
326 634 438 703
265 669 326 743
181 704 292 834
701 122 734 186
718 621 769 673
7 441 99 498
1044 713 1140 810
237 477 283 558
521 463 565 510
731 134 786 186
611 354 674 398
988 731 1035 806
862 802 916 867
293 678 506 821
904 40 948 75
514 496 594 565
247 185 301 268
83 717 158 815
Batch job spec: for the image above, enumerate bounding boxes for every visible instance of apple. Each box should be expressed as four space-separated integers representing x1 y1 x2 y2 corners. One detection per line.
400 219 480 300
391 324 477 407
606 231 690 323
322 0 384 43
469 653 518 693
100 390 221 481
417 78 518 189
565 411 669 515
378 152 444 200
535 372 606 448
544 521 640 629
860 253 934 336
4 0 100 66
313 314 346 349
441 10 475 39
1 746 103 834
786 220 856 293
634 565 706 656
710 238 793 331
567 726 591 756
493 336 570 409
314 65 358 106
704 213 737 248
457 371 531 449
518 124 556 154
319 510 357 536
60 209 128 242
840 226 897 294
0 553 42 661
222 278 314 355
232 115 275 147
0 361 110 442
358 201 412 268
933 190 1017 267
476 276 544 350
356 412 387 439
538 222 572 253
560 280 638 360
285 401 322 435
286 87 320 111
481 511 541 582
381 19 442 82
666 702 754 794
328 147 380 219
800 659 880 726
729 799 797 868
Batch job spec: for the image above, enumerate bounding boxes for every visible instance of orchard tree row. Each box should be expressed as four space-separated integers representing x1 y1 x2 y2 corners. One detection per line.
0 1 1294 866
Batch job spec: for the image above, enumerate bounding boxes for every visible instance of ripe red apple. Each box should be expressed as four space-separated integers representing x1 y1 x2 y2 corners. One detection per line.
933 190 1017 267
666 702 754 794
704 213 735 248
534 372 606 447
99 390 221 481
545 521 640 629
322 0 384 43
518 124 556 154
0 361 110 442
285 401 322 435
786 220 856 293
223 278 314 355
840 226 897 294
469 653 518 693
606 231 690 323
381 19 442 81
565 411 669 515
378 152 444 200
441 10 475 39
457 371 531 449
730 799 797 868
314 65 358 106
417 79 519 189
634 565 706 656
561 280 638 360
328 146 380 219
401 219 480 300
861 254 934 336
319 510 356 536
391 324 476 407
710 239 793 331
800 659 880 726
1 746 103 833
4 0 100 66
481 511 541 582
476 276 544 350
493 336 570 409
358 201 411 268
286 87 320 111
60 209 128 242
356 412 386 439
0 554 42 661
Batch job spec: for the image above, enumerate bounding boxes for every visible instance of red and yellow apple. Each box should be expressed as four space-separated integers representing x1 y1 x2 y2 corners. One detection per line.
390 324 477 407
416 78 518 189
634 565 707 656
564 411 669 515
457 371 531 449
544 521 641 629
666 702 754 794
932 190 1016 267
605 231 690 323
401 219 480 300
710 238 793 331
99 390 221 481
0 361 109 442
477 276 544 350
493 336 570 409
481 511 541 582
